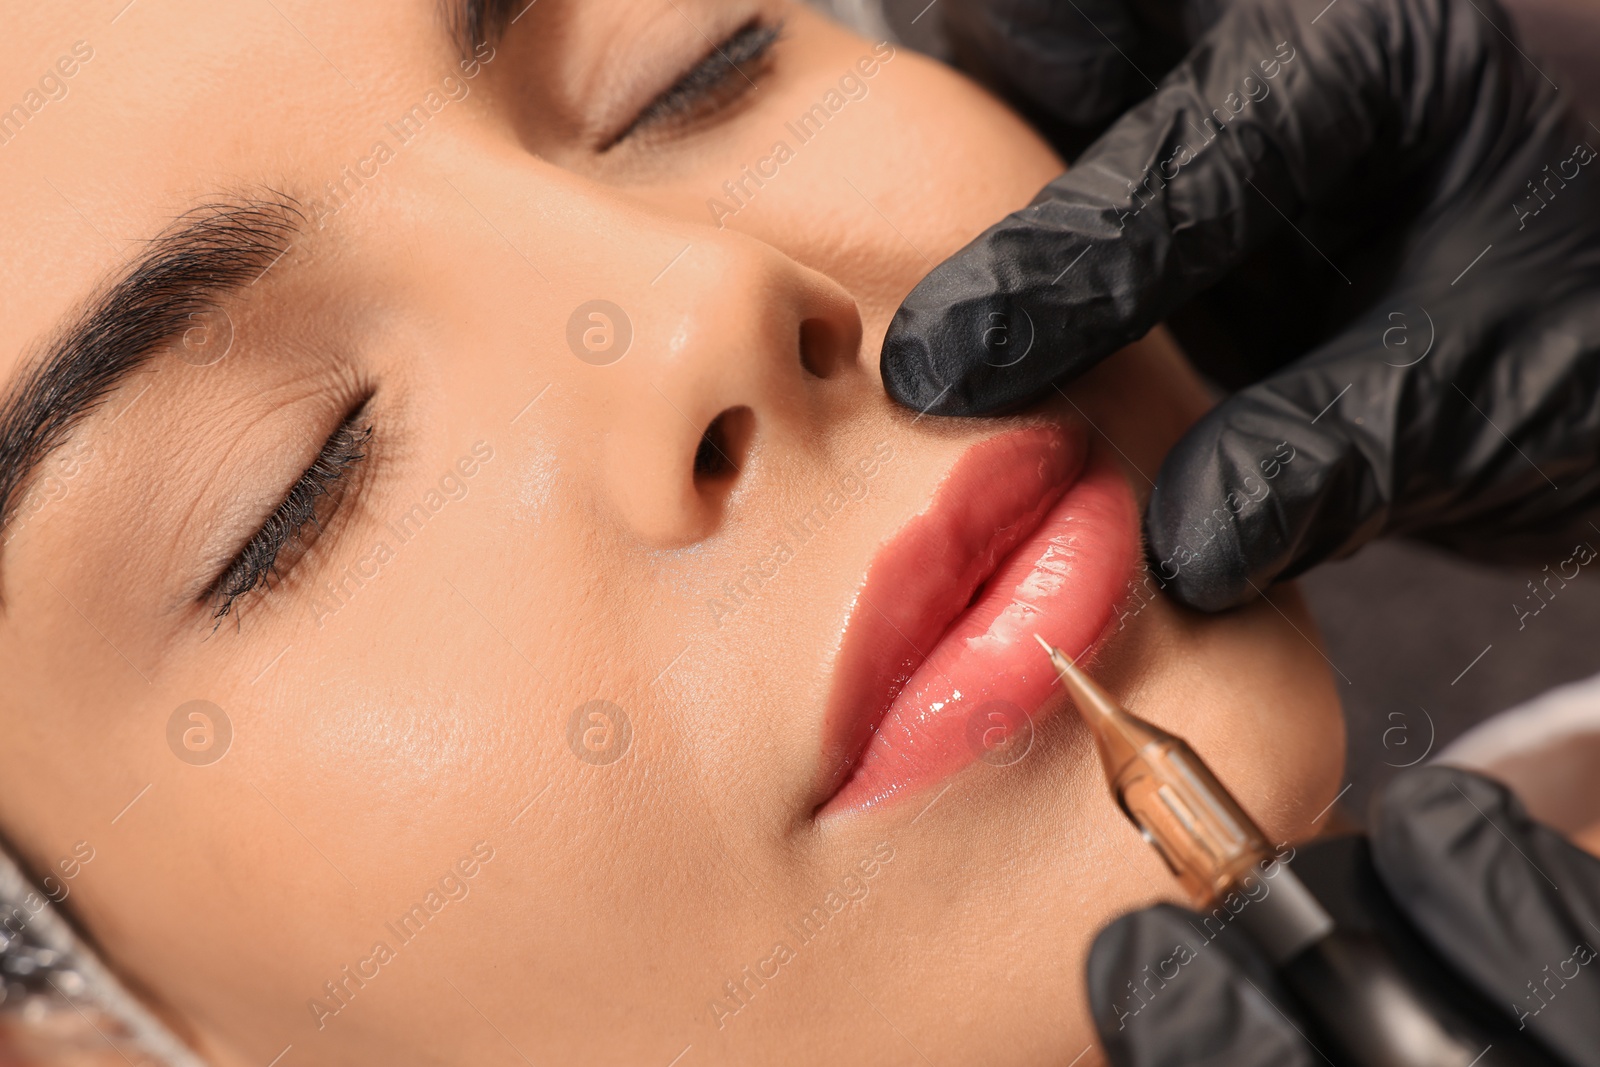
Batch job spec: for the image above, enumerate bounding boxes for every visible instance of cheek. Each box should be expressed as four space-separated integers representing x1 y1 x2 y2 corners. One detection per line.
1215 588 1346 842
1105 582 1346 848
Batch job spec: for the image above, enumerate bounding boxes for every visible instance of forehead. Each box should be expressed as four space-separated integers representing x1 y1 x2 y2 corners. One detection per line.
0 1 457 387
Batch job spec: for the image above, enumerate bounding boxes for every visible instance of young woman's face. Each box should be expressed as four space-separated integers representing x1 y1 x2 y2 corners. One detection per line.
0 2 1343 1064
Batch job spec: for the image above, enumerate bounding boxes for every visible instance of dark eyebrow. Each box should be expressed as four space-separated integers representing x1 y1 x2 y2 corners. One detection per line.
0 194 304 568
445 0 521 62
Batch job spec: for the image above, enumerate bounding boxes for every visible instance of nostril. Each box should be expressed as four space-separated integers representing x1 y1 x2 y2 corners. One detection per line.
799 317 849 379
694 406 752 483
693 430 731 479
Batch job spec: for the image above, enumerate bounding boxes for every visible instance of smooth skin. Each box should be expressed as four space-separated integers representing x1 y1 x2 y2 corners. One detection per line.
0 2 1343 1064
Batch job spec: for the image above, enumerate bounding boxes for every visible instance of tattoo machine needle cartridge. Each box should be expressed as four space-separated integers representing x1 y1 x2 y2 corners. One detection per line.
1034 635 1561 1067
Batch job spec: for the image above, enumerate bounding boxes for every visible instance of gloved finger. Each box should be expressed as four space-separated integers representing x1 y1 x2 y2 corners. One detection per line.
881 0 1511 417
1373 765 1600 1067
1087 903 1318 1067
1142 283 1600 613
1141 312 1398 613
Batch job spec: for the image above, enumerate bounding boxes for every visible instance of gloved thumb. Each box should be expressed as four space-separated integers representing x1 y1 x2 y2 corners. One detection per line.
1142 320 1398 612
1372 766 1600 1067
1087 903 1317 1067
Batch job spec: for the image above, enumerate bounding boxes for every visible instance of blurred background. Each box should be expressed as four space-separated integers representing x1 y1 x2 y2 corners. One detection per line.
1300 540 1600 816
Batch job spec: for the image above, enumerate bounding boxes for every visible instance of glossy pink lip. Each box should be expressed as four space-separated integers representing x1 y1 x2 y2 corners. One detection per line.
816 422 1138 815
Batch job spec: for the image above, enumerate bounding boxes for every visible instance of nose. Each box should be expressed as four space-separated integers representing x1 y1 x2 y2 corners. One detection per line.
586 226 865 546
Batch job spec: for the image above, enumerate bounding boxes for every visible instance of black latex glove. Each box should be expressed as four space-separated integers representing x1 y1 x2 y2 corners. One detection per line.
940 0 1213 158
882 0 1600 611
1086 765 1600 1066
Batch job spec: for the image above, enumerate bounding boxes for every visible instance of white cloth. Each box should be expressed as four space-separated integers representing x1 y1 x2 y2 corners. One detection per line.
1438 670 1600 838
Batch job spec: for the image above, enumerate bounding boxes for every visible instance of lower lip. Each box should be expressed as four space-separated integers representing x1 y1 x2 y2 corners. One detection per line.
823 439 1139 814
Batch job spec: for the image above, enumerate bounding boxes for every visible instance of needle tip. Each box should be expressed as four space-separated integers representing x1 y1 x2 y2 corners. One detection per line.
1033 633 1119 718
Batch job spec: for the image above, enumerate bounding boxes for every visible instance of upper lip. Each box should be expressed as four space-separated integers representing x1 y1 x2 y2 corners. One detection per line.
811 420 1088 809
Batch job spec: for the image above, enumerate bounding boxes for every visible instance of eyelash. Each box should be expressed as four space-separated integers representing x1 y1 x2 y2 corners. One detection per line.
208 415 371 622
606 17 784 149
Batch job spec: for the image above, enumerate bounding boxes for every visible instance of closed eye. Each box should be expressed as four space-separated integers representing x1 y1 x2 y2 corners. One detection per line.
206 408 372 625
601 18 783 151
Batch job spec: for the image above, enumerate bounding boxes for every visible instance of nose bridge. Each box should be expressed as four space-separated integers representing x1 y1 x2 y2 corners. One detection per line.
639 235 802 412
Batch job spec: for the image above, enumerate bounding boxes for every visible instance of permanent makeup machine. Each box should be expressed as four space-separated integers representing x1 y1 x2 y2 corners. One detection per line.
1034 637 1564 1067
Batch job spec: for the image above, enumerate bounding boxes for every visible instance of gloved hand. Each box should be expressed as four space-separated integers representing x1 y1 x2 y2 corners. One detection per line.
938 0 1212 158
1085 765 1600 1066
882 0 1600 611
